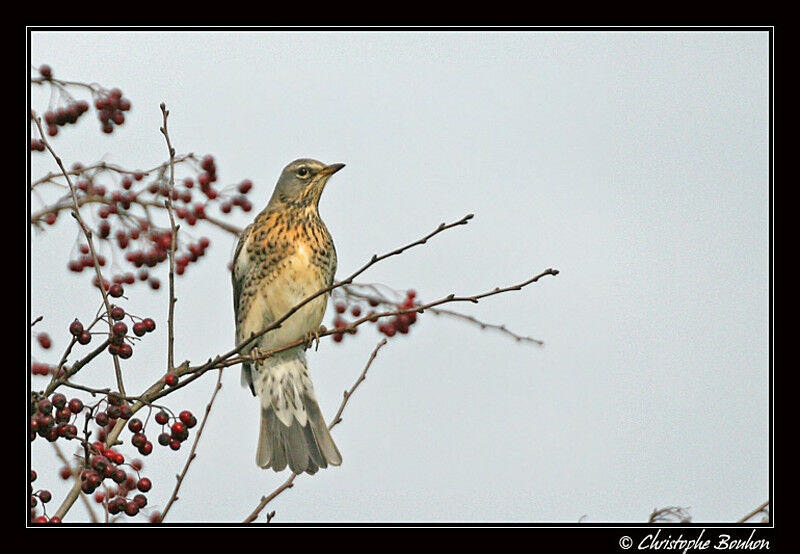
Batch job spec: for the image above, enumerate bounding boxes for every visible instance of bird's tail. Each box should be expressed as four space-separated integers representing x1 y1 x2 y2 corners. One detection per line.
254 349 342 474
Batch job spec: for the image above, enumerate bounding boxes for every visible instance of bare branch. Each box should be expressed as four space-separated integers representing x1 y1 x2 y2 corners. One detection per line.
159 102 179 373
738 501 770 523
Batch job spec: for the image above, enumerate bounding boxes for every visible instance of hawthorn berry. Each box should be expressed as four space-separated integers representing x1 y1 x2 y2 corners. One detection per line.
118 343 133 359
37 333 52 349
137 478 152 492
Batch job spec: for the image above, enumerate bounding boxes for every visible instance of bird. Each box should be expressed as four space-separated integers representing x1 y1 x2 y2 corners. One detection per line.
231 158 345 475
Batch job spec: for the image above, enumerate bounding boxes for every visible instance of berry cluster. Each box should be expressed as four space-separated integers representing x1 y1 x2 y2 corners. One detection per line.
330 289 420 343
78 445 151 518
42 101 91 137
94 88 131 134
377 290 419 338
220 179 254 213
68 318 93 345
197 155 219 199
31 138 46 152
30 362 56 376
154 409 197 451
50 155 251 291
30 393 84 443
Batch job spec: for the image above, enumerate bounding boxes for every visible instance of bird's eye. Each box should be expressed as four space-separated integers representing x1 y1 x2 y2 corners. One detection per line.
297 167 309 178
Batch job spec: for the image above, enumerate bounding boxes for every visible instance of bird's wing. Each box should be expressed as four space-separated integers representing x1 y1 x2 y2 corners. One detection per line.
231 222 254 325
232 222 257 393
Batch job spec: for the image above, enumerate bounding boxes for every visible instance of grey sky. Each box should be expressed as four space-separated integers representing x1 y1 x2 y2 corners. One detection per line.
30 30 769 522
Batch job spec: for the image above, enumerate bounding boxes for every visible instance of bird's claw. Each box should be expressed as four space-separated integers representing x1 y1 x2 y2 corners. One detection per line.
303 326 325 351
250 346 266 361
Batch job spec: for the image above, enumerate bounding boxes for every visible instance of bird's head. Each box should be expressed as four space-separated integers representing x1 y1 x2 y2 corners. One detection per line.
268 158 345 209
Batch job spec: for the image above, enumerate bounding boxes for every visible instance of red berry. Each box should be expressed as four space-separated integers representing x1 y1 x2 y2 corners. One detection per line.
51 393 67 409
117 343 133 359
155 411 169 425
69 320 84 336
37 333 52 349
171 422 186 435
124 501 139 516
131 432 146 448
164 374 178 387
137 478 152 492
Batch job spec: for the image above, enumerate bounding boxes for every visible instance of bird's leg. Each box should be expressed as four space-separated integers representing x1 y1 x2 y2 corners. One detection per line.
302 325 326 352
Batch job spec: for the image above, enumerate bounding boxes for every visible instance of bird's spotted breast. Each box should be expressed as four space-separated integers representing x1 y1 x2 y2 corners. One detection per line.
235 205 336 350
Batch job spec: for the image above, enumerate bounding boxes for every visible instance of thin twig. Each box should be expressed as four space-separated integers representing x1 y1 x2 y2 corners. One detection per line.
329 338 388 430
203 268 559 378
342 285 544 345
737 501 770 523
159 102 179 373
158 369 224 521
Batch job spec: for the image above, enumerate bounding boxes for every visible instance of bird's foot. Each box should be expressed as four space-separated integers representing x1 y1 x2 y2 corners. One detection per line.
303 325 326 351
250 346 267 362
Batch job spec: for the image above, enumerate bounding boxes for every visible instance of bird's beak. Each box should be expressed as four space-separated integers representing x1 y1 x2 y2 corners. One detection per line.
320 163 345 177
